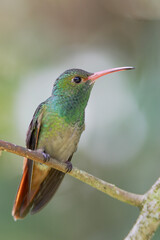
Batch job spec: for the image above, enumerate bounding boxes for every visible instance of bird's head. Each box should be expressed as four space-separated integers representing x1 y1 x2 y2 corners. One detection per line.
52 66 134 98
51 67 134 124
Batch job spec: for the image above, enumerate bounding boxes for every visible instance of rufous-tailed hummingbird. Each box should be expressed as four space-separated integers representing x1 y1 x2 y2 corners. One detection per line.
12 66 134 220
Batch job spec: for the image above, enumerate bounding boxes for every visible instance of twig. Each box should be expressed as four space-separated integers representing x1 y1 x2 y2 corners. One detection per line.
0 139 143 207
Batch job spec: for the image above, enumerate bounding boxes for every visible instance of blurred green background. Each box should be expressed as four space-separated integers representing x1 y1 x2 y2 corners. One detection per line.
1 0 160 239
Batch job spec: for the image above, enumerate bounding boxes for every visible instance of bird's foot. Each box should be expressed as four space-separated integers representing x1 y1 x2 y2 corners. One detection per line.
42 152 50 162
36 149 50 162
65 161 73 173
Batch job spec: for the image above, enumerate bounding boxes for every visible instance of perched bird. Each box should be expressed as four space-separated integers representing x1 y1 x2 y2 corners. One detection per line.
12 66 134 220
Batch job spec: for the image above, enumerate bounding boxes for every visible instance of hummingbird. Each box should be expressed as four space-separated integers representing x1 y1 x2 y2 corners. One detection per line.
12 66 134 220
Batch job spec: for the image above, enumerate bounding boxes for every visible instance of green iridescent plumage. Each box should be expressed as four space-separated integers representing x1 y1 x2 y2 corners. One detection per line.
52 69 93 125
37 69 94 159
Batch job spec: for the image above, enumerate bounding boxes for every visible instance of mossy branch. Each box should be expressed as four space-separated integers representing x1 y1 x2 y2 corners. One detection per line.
124 178 160 240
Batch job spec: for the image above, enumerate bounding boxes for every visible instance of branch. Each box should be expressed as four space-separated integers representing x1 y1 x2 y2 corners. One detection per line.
0 139 143 207
1 139 160 239
124 178 160 240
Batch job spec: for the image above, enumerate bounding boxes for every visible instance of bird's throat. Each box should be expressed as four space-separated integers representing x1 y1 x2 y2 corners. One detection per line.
52 85 93 126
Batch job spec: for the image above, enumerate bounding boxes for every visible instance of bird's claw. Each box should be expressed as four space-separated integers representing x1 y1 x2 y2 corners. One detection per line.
36 149 50 162
65 161 72 173
42 152 50 162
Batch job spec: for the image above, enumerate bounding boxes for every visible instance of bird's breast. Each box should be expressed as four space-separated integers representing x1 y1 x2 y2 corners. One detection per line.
46 127 82 161
38 114 84 162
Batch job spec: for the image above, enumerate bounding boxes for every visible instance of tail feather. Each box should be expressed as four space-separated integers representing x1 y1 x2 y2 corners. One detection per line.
12 158 50 220
31 169 65 214
12 158 31 220
12 158 67 220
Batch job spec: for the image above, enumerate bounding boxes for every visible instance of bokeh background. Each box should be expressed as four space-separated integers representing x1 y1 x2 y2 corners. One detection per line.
1 0 160 239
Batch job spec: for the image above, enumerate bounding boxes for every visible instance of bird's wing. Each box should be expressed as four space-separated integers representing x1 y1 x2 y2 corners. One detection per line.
12 102 49 220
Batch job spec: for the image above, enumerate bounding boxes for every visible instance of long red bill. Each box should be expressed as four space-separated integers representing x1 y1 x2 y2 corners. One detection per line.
87 66 134 83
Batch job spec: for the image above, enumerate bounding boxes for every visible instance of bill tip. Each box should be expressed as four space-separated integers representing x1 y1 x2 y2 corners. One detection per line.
126 66 135 70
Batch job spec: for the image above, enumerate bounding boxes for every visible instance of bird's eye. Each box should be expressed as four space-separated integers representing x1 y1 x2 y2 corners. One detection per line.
72 76 82 84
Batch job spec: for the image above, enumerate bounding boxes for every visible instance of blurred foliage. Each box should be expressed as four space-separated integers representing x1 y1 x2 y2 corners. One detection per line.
1 1 160 239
